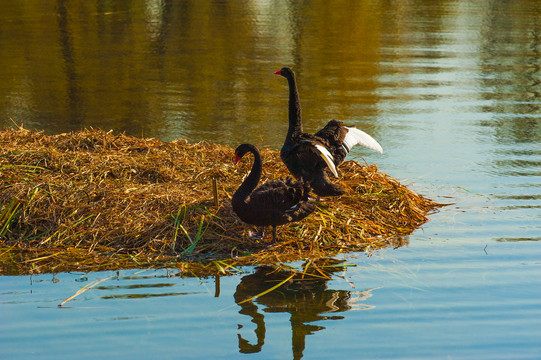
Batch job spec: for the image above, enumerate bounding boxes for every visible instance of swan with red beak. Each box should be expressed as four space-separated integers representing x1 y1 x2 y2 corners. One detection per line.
274 67 383 197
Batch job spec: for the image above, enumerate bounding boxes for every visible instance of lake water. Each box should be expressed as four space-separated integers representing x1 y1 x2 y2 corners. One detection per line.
1 1 540 359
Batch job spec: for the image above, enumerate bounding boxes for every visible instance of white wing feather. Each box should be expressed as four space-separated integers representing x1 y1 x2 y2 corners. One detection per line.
343 127 383 154
314 144 339 178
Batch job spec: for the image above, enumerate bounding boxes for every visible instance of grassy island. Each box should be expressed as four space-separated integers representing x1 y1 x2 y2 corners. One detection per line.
0 127 441 276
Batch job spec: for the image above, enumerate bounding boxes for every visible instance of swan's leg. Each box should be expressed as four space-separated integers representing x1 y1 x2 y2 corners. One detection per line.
272 226 277 243
248 227 265 240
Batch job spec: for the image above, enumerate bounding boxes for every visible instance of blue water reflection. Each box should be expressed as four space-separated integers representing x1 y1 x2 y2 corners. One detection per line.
1 241 540 359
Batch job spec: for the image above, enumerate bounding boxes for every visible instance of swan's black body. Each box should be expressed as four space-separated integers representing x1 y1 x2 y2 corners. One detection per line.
274 67 382 197
232 144 316 242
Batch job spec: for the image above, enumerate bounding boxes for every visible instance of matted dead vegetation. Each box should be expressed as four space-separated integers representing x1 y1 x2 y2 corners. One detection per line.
0 126 441 276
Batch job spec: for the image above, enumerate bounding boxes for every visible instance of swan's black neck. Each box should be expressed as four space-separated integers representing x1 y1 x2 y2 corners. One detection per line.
232 145 262 206
285 72 303 139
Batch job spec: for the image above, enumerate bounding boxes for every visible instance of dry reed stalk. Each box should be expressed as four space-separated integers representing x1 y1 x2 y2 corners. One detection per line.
0 127 442 275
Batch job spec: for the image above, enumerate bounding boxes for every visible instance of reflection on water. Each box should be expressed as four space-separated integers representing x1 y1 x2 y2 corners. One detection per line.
234 265 377 358
91 274 206 300
97 281 198 299
2 243 540 360
2 0 534 145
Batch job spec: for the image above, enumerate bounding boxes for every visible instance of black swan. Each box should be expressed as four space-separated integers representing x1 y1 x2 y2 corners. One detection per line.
274 67 383 197
232 143 316 242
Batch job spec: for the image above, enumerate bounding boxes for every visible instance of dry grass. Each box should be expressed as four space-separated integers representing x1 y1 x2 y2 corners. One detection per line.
0 126 442 275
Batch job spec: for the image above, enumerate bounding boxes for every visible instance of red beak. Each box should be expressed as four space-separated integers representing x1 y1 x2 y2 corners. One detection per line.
234 154 240 164
273 70 282 75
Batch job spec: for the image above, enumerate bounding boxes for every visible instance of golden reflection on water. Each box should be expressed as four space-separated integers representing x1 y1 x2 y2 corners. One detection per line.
1 0 537 147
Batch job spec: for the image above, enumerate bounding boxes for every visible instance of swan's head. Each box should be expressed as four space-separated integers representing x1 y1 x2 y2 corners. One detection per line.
234 143 257 165
273 67 294 78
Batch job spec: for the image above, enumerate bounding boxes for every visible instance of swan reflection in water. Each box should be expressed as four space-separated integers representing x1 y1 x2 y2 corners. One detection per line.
233 262 380 359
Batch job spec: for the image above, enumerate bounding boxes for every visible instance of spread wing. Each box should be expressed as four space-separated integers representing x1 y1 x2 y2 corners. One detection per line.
315 120 383 159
